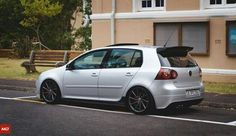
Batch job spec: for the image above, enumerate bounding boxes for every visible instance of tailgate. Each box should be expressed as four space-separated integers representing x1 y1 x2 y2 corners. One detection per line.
172 67 201 88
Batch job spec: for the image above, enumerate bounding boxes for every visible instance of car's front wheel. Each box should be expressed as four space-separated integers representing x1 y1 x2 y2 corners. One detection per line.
126 87 155 114
40 79 61 104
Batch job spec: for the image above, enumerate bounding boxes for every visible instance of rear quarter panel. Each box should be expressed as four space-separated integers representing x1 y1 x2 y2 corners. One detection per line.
122 48 161 98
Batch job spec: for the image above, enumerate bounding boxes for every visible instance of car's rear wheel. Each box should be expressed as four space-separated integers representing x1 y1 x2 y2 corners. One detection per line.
41 79 61 104
126 87 154 114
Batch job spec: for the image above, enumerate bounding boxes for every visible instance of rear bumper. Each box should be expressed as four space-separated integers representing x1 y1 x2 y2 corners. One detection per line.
149 81 204 109
166 98 203 109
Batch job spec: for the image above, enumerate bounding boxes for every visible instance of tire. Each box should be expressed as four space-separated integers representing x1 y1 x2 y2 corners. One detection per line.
126 87 155 115
40 79 61 104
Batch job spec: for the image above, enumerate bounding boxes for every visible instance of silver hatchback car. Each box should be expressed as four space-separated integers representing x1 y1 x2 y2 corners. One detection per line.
36 44 204 114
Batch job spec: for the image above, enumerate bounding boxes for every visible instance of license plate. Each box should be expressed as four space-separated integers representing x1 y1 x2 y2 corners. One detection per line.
186 89 201 98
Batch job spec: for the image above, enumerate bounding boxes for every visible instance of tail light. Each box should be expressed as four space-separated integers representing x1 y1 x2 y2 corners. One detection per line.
199 67 202 77
155 68 178 80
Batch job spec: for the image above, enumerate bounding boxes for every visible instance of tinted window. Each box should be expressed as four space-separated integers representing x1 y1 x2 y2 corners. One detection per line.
106 49 142 68
130 51 143 67
158 54 197 68
73 50 107 69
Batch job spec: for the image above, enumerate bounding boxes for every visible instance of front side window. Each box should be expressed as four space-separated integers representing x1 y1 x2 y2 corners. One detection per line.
106 49 142 68
73 50 107 69
226 21 236 56
141 0 164 10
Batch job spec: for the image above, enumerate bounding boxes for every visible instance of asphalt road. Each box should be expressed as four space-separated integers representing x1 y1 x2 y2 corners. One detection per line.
0 89 235 136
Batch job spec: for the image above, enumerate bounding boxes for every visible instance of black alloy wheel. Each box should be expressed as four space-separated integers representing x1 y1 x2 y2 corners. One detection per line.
127 87 154 114
41 80 61 104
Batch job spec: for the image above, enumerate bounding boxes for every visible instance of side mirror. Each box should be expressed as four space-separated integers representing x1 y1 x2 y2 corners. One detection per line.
66 63 73 70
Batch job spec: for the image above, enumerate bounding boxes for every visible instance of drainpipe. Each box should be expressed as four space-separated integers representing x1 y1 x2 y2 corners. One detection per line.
132 0 137 12
111 0 116 44
82 0 90 27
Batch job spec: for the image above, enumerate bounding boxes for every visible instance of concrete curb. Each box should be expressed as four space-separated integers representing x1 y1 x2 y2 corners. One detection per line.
200 101 236 110
0 85 35 92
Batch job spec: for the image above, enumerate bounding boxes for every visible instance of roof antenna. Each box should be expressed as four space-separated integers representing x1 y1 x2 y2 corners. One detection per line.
163 28 177 47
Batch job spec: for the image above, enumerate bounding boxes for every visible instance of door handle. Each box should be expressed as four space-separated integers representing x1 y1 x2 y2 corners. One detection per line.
91 73 98 77
125 72 133 77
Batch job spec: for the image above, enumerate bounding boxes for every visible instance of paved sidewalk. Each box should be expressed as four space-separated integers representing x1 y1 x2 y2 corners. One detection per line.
0 78 235 109
201 93 236 109
0 79 35 91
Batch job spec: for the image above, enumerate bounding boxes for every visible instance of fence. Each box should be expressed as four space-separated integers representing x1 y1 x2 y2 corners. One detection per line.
0 49 84 60
0 49 13 58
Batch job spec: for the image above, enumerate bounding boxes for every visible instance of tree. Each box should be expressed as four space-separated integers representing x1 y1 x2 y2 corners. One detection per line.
0 0 25 48
20 0 62 47
40 0 83 49
0 0 90 52
75 0 92 50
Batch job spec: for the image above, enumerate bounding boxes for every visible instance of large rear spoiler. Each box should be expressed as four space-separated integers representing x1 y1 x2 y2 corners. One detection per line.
156 46 193 57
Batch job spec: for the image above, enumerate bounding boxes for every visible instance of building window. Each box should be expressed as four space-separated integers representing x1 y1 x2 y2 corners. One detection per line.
226 21 236 56
207 0 236 8
227 0 236 4
210 0 222 5
140 0 165 11
155 22 209 55
142 0 152 8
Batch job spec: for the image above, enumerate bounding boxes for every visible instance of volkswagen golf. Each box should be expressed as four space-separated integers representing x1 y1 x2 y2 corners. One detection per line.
36 44 204 114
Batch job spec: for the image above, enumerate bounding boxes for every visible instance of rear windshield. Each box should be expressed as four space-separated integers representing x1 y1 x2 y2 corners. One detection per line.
158 54 197 68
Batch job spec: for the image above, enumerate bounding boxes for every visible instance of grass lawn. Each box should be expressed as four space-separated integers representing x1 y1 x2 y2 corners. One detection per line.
0 58 235 94
0 58 52 80
204 82 236 94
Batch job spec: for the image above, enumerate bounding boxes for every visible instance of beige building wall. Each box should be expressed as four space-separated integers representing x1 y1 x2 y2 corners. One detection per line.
166 0 200 11
92 0 132 13
116 0 132 13
116 20 153 45
92 0 112 13
92 20 111 48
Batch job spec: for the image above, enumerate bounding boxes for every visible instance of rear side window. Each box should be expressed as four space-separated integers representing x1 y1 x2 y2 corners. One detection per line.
158 54 197 67
106 49 142 68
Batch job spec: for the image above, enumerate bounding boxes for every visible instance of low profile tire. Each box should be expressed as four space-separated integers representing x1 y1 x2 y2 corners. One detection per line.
40 79 61 104
126 87 155 115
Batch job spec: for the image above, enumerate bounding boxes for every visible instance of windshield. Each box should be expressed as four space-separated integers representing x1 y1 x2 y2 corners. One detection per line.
158 54 197 68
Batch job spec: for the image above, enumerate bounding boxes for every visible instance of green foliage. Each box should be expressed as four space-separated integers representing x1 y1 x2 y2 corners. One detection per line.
20 0 62 27
75 26 91 50
20 0 63 49
0 0 91 55
0 0 25 48
39 0 83 49
12 36 33 58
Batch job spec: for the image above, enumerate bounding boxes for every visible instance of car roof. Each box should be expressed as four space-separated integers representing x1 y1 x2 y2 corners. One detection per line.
96 45 162 50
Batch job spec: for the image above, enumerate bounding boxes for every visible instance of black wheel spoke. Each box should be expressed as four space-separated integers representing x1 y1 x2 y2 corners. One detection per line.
141 101 146 109
131 91 137 97
129 96 138 101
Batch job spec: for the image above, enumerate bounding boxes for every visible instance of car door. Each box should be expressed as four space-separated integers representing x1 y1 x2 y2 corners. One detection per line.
98 49 143 101
63 49 108 100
